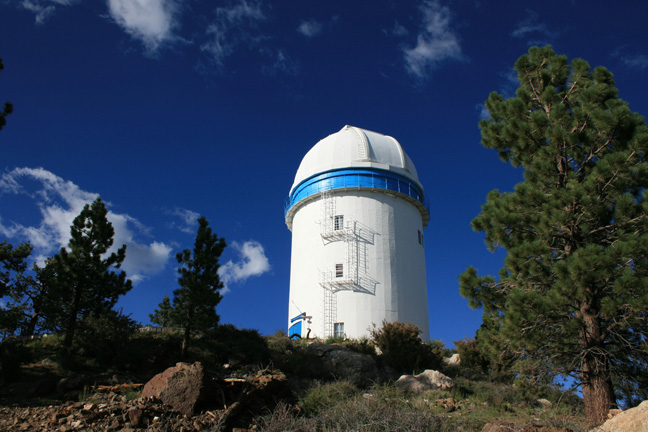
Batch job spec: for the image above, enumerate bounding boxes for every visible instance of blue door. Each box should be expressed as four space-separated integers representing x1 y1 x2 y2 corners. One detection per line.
288 321 302 338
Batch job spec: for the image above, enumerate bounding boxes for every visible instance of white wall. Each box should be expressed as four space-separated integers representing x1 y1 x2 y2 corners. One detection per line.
287 189 429 340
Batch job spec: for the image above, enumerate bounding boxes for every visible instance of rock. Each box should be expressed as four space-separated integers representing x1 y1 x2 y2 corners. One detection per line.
590 400 648 432
305 343 384 388
127 407 144 427
607 408 623 418
537 398 552 408
415 370 454 390
56 375 89 397
395 369 454 394
395 375 428 393
142 362 208 416
443 353 461 366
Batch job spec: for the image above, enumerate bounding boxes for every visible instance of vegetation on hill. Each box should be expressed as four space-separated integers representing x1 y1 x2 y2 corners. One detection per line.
0 322 587 431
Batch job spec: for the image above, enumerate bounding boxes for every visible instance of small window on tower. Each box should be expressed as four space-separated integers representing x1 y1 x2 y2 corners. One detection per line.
334 215 344 230
335 263 343 278
418 230 424 246
334 322 345 338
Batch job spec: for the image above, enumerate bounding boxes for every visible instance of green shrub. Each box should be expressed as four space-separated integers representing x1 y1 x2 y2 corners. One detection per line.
68 309 138 372
452 338 490 380
196 324 270 371
342 337 376 357
370 320 445 374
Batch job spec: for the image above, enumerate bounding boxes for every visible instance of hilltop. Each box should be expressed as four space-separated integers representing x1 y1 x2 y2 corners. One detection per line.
0 325 592 432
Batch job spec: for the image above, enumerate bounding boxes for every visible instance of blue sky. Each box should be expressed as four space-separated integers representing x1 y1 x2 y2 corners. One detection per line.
1 0 647 346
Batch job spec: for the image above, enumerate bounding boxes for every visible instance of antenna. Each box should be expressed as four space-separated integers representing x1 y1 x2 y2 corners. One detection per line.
291 300 303 315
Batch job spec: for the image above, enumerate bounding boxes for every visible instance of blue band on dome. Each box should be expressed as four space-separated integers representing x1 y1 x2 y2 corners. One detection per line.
285 168 428 217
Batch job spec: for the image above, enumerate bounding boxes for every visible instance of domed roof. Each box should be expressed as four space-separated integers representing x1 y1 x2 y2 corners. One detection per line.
290 125 421 193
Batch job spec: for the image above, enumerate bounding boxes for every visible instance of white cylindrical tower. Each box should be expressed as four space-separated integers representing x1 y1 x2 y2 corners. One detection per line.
286 125 430 340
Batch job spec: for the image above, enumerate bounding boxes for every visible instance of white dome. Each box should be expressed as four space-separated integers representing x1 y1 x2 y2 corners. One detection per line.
291 125 421 193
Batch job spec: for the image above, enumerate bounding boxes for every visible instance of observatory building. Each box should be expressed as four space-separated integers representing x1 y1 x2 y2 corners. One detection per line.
285 125 430 340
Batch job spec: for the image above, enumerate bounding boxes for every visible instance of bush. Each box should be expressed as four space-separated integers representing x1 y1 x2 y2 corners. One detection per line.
342 337 376 357
63 309 138 372
453 338 490 380
205 324 270 366
370 320 445 374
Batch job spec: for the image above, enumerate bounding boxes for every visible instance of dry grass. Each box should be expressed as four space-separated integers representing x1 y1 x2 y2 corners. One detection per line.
254 378 587 432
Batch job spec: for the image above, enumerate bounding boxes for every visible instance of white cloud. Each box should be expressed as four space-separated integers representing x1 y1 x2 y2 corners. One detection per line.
219 240 270 294
0 167 172 283
106 0 180 54
21 0 55 24
391 21 408 37
511 9 556 47
200 0 267 67
20 0 78 25
261 48 299 76
403 0 463 79
476 103 490 121
297 20 322 38
511 10 550 38
621 53 648 69
166 207 200 234
218 0 264 22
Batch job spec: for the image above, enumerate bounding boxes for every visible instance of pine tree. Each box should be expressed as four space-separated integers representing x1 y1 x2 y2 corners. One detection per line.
0 241 33 336
459 46 648 426
0 241 31 298
149 294 174 327
42 198 132 348
151 216 226 357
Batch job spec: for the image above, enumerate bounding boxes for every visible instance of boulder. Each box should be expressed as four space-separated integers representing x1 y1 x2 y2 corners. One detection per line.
56 374 90 397
590 400 648 432
394 375 428 393
395 369 454 394
537 399 552 408
415 369 454 390
443 353 461 367
142 362 208 416
305 343 384 388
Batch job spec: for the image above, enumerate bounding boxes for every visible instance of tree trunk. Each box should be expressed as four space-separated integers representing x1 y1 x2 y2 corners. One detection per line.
63 284 82 348
581 306 615 426
181 326 191 359
23 311 39 337
582 369 614 427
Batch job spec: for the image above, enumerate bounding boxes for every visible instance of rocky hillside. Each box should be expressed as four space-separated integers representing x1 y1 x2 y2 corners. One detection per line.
0 331 644 432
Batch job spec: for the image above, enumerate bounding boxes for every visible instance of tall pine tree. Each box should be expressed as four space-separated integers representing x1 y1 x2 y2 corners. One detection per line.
459 46 648 426
151 216 226 357
43 198 132 348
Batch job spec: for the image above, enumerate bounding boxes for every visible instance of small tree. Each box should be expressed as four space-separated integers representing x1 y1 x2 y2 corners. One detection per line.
149 294 174 327
151 216 226 357
42 198 132 348
0 241 37 337
370 320 444 373
459 46 648 425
